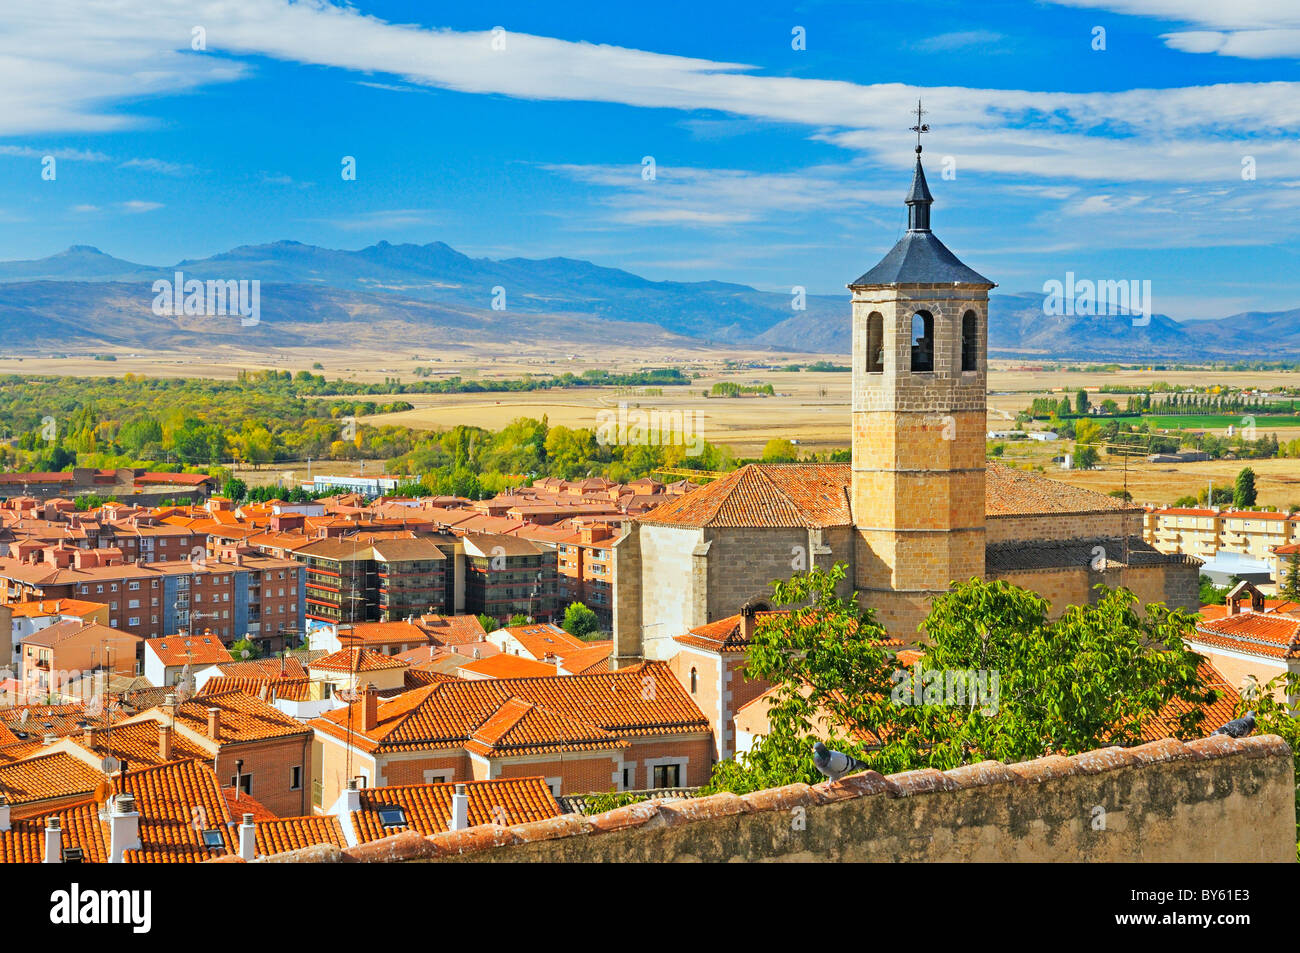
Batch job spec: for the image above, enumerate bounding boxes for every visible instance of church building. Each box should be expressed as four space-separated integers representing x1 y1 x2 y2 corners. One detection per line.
612 136 1200 662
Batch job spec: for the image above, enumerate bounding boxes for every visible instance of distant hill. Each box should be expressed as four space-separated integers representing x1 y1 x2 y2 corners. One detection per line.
0 241 1295 359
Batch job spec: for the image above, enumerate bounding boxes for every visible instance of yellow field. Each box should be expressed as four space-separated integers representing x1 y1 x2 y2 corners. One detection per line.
5 347 1297 504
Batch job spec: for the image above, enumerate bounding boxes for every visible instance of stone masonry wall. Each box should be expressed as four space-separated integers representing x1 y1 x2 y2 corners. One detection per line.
263 735 1294 864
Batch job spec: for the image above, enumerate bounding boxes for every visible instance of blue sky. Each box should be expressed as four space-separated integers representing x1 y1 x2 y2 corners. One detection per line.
3 0 1300 318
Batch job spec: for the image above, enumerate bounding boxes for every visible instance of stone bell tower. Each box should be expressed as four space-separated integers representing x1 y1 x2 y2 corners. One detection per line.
849 106 996 640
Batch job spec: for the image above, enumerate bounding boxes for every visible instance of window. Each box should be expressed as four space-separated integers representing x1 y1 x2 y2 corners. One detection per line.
689 667 698 694
910 311 934 372
128 617 139 626
201 829 225 850
865 311 884 373
128 581 140 591
378 806 407 828
230 774 252 795
961 310 979 372
422 770 451 784
622 767 632 790
652 763 681 788
290 766 302 791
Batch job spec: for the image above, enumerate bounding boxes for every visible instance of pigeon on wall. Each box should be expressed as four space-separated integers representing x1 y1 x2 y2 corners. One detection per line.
813 741 867 782
1211 711 1256 739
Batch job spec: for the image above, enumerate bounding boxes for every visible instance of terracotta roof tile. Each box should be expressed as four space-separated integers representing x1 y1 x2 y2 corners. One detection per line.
255 815 347 855
350 777 561 843
1190 611 1300 660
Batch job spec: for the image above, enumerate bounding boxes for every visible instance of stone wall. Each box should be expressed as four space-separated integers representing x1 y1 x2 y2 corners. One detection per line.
987 509 1143 544
261 735 1294 863
989 560 1201 617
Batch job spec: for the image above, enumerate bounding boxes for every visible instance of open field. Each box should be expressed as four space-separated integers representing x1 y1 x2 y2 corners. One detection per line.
4 347 1298 503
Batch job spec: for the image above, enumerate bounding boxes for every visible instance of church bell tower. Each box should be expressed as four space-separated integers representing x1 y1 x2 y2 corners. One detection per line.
849 104 995 640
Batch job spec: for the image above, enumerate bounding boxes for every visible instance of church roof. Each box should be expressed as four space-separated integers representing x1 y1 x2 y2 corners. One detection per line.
639 465 853 529
850 153 993 288
851 229 994 287
638 461 1134 529
983 462 1133 517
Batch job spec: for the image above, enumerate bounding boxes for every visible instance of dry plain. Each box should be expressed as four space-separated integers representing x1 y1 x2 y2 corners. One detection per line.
2 349 1297 507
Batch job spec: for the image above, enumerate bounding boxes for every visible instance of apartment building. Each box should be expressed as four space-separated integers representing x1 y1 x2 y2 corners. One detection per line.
461 533 560 624
297 534 458 625
556 522 621 624
0 544 304 650
1145 504 1300 565
20 620 142 703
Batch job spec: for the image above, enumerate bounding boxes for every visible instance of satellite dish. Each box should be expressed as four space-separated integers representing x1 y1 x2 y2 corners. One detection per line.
101 756 119 774
240 649 250 659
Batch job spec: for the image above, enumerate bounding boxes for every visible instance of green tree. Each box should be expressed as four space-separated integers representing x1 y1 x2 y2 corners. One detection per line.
562 602 601 639
705 569 1213 793
1074 445 1098 469
475 613 498 634
703 564 898 794
229 638 261 660
222 477 248 502
1074 389 1090 415
1234 467 1258 508
1282 553 1300 602
761 438 798 463
507 613 531 627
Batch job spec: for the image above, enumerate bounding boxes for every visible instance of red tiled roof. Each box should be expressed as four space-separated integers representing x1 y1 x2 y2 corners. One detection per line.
0 750 104 805
458 655 559 679
350 777 561 843
640 464 853 528
465 697 626 757
1141 661 1240 742
1190 611 1300 661
255 815 347 855
312 648 409 673
311 660 708 754
146 633 233 667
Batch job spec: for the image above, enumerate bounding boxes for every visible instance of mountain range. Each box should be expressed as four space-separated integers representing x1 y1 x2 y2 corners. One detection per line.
0 241 1293 359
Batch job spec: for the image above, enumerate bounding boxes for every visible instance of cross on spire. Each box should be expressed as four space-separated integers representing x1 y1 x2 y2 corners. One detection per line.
910 98 930 154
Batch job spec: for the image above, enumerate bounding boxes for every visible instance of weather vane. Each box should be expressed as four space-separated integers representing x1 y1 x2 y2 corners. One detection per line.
911 99 930 154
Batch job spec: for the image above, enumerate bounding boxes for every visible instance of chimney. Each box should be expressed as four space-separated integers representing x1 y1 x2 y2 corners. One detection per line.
451 783 469 831
739 603 757 642
361 683 378 733
0 794 9 833
82 723 94 748
108 793 141 863
43 816 61 864
42 732 57 746
238 813 256 862
206 706 221 742
341 776 363 815
158 722 172 761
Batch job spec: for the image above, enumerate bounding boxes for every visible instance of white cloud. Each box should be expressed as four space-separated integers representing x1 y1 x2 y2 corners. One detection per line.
120 200 163 213
0 1 1297 190
916 31 1007 52
317 208 439 230
544 162 899 229
1046 0 1300 57
119 157 192 175
0 145 109 161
